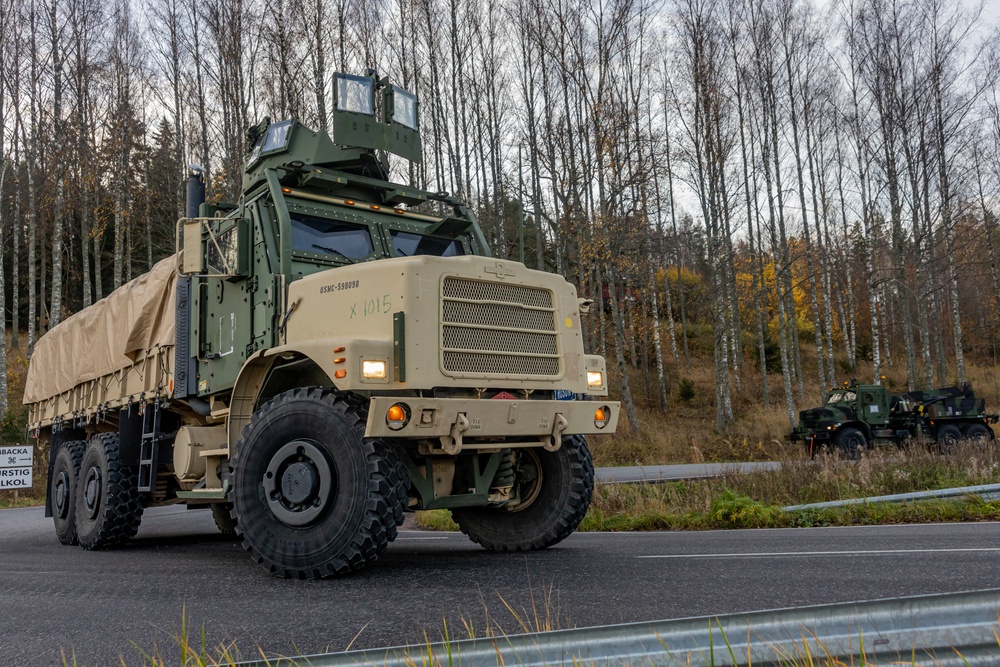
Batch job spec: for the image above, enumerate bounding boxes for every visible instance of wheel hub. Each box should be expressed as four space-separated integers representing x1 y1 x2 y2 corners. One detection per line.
83 466 102 520
264 439 335 527
281 461 319 505
504 450 544 513
54 471 70 519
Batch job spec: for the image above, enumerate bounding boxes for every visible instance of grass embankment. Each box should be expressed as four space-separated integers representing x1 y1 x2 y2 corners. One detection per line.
419 440 1000 531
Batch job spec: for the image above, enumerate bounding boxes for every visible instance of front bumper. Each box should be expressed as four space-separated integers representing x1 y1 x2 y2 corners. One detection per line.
366 396 619 453
787 430 832 443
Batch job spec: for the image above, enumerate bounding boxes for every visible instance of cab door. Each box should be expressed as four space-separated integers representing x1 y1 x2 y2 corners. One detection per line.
192 216 251 395
859 388 888 428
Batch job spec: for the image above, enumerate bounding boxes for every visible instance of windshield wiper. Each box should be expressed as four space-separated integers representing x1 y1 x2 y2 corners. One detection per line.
312 244 355 263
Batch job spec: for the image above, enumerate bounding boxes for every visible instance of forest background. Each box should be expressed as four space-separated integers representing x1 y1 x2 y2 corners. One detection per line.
1 0 1000 464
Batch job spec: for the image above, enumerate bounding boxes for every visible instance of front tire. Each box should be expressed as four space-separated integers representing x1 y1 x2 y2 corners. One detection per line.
51 440 86 545
76 433 144 550
834 427 867 460
230 388 405 578
452 435 594 552
936 424 963 453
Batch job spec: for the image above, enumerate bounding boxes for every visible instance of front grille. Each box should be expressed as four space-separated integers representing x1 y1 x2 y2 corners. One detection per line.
443 353 561 376
443 301 555 331
441 277 560 378
442 279 553 308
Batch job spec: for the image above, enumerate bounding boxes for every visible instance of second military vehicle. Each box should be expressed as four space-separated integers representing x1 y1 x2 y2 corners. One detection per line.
25 72 619 578
789 380 997 458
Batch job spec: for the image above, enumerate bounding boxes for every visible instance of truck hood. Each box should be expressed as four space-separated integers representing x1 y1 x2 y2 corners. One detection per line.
798 405 856 430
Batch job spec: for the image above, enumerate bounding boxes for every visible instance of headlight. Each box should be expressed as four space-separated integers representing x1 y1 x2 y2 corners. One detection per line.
362 360 387 379
587 371 604 388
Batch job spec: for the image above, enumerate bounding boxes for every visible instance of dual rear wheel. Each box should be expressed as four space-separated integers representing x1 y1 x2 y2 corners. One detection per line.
49 433 143 549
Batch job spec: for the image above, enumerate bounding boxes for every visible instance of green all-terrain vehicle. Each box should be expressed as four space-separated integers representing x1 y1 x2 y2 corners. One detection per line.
788 380 997 458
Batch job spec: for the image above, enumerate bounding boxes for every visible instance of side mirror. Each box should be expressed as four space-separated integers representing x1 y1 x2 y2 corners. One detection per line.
182 219 205 274
180 217 249 278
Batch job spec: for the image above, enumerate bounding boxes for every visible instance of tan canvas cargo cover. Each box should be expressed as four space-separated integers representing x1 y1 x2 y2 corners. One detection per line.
24 256 178 405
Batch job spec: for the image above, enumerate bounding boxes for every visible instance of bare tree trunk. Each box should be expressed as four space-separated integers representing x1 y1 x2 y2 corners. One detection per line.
604 262 640 433
47 0 67 327
26 1 40 354
189 0 211 186
834 127 857 365
976 148 1000 349
803 94 836 388
784 44 825 395
308 0 327 132
646 237 668 413
663 111 690 371
0 94 9 413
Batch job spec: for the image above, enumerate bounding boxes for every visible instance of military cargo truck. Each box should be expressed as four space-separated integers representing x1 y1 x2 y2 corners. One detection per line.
788 380 997 458
26 73 619 578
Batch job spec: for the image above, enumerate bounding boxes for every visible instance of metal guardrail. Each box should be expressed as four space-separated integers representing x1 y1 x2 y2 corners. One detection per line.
782 483 1000 511
237 589 1000 666
596 462 781 484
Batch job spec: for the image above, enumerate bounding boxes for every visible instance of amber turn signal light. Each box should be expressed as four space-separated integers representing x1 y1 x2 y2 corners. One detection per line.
595 406 610 429
386 403 410 431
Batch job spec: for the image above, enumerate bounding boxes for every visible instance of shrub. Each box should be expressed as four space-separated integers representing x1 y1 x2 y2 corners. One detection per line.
678 378 696 403
709 489 782 528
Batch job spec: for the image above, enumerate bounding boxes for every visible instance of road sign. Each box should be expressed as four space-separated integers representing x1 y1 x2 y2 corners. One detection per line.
0 446 33 489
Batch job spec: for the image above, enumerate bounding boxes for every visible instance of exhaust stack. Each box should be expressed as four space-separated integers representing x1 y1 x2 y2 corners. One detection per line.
186 165 206 218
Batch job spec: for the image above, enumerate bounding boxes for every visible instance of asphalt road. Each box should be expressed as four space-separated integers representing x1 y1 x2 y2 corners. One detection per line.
3 506 1000 667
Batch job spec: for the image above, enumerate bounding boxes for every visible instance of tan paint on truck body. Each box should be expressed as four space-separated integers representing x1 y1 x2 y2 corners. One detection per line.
227 254 619 450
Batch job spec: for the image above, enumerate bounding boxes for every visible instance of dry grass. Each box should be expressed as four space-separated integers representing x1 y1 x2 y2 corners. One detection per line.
591 438 1000 515
595 357 1000 466
579 438 1000 531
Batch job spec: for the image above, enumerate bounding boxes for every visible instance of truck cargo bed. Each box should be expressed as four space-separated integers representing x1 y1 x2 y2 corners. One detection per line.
25 256 178 429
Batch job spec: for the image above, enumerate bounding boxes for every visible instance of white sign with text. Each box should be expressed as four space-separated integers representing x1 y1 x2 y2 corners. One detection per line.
0 446 34 489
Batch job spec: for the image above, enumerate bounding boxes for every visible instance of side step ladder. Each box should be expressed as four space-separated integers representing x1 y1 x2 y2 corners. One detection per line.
138 402 162 493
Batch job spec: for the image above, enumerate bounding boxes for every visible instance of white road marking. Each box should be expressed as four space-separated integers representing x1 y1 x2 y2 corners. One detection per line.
395 535 451 540
638 548 1000 559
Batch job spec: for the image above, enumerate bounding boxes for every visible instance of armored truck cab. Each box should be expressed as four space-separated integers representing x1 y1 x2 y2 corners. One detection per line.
26 73 619 578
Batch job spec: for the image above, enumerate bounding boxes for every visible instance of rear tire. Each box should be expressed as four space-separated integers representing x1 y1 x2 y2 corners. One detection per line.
963 423 993 444
936 424 963 453
76 433 144 550
452 435 594 552
51 440 86 545
230 388 404 578
834 427 867 460
212 503 237 537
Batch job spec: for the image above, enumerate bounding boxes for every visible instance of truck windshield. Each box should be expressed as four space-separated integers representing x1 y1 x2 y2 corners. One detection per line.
390 230 465 257
290 212 373 261
827 391 856 404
